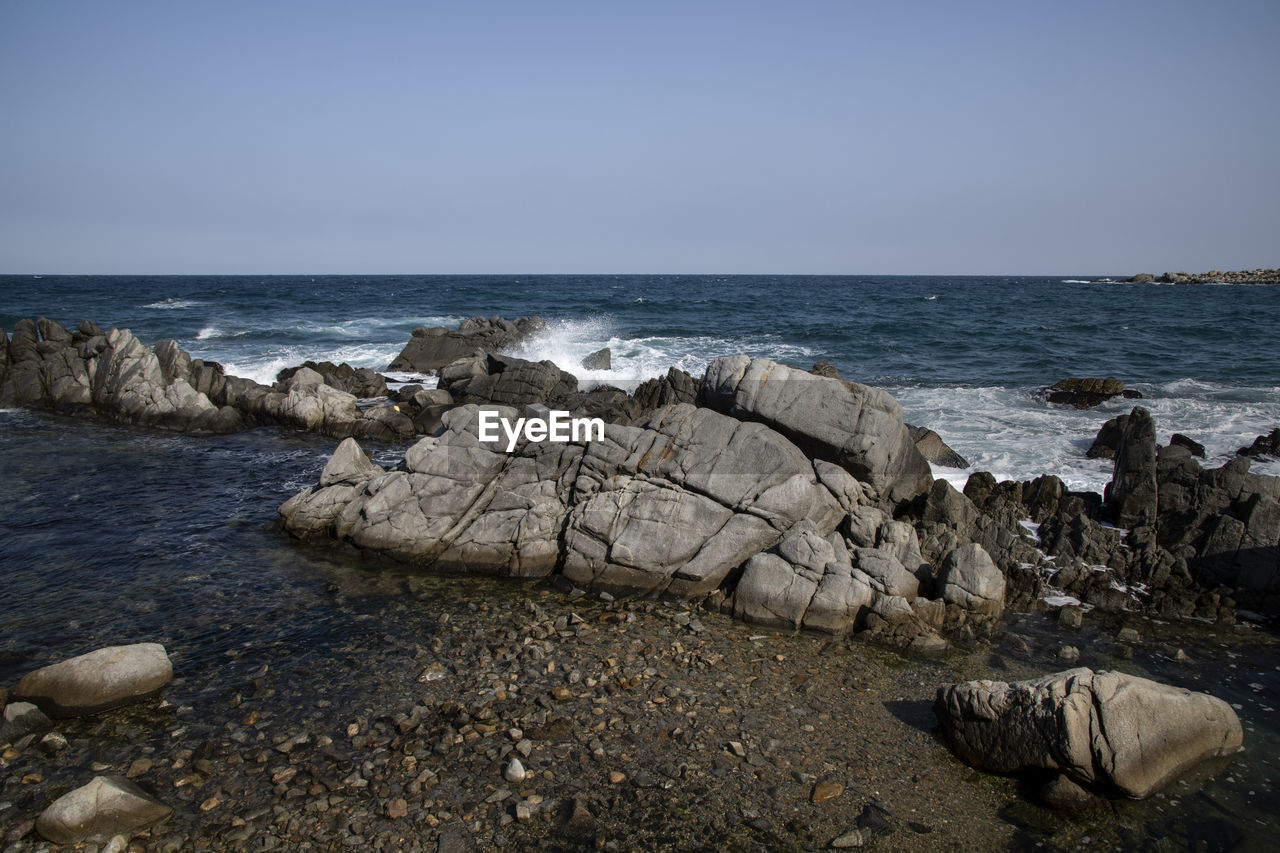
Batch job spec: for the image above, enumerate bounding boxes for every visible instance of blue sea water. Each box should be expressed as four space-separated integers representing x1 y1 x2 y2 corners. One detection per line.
2 275 1279 848
4 274 1279 492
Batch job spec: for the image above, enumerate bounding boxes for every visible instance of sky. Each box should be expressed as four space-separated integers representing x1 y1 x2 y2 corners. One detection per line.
1 0 1277 275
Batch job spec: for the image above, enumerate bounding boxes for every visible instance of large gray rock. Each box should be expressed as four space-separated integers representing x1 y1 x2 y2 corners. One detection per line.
939 543 1005 617
935 668 1243 799
36 775 172 844
13 643 173 718
701 357 932 509
281 402 851 598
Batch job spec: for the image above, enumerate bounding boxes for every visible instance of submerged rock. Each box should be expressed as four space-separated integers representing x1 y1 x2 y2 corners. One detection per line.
36 776 172 844
934 668 1242 799
14 643 173 718
1044 377 1135 409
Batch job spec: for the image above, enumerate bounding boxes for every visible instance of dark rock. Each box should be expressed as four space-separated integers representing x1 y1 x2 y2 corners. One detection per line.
1045 377 1128 409
1129 273 1156 283
1170 433 1206 459
1105 407 1158 529
1238 428 1280 459
0 701 53 745
580 347 611 371
1087 414 1129 459
907 425 969 469
632 367 699 412
388 316 545 373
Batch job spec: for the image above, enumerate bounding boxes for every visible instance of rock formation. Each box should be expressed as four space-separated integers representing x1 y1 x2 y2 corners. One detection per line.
935 668 1242 800
388 315 546 373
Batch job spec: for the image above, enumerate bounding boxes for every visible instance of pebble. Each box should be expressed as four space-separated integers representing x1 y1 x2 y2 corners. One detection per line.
831 828 865 848
1057 645 1080 664
609 771 626 784
386 798 408 819
199 797 220 812
812 781 844 803
504 757 527 783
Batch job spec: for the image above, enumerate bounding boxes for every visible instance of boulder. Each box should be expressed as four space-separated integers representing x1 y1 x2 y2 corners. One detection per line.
934 668 1243 799
1105 407 1158 529
939 543 1004 617
907 425 970 469
1045 377 1131 409
1238 428 1280 459
35 776 172 844
632 367 699 413
581 347 611 371
701 356 932 509
0 701 53 746
1170 433 1206 459
388 316 545 373
13 643 173 718
1086 414 1129 459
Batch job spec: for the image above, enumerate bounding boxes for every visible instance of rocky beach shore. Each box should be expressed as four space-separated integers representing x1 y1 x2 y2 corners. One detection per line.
2 313 1278 851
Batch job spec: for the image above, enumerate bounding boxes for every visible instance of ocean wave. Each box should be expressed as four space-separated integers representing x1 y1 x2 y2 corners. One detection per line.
195 326 252 340
142 298 204 310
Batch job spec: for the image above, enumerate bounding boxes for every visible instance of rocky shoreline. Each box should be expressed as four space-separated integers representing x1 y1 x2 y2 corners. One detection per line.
3 313 1278 850
1126 268 1280 285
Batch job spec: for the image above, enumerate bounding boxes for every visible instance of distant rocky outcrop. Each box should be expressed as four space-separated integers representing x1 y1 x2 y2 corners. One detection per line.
935 668 1242 801
1128 269 1280 285
387 315 546 373
0 318 415 441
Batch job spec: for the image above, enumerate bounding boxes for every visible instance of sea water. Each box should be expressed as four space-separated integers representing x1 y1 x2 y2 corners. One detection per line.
2 275 1278 848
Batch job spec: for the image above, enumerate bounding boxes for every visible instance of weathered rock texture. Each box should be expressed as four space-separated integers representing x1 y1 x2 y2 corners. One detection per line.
388 315 546 373
700 356 933 510
935 668 1243 799
0 318 414 440
13 643 173 718
1044 377 1138 409
36 775 172 844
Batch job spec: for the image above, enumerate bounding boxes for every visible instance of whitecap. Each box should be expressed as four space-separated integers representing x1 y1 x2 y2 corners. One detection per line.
142 298 204 310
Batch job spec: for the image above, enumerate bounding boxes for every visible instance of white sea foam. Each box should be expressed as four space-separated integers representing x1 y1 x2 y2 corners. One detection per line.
142 298 204 310
897 381 1280 494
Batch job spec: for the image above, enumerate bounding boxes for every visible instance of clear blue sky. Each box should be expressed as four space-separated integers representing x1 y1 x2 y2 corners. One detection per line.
2 0 1277 274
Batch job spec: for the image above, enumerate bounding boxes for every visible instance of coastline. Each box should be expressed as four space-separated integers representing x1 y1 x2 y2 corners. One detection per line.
3 298 1278 850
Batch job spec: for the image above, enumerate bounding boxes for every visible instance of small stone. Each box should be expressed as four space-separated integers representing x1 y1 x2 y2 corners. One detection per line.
515 801 533 822
386 798 408 819
551 687 573 701
811 781 844 803
515 738 533 758
609 771 626 784
1057 645 1080 664
199 797 219 812
1057 605 1084 630
417 663 449 683
831 828 864 848
346 723 359 737
39 731 69 754
728 741 746 757
1117 627 1141 644
126 758 152 779
504 758 526 783
102 835 128 853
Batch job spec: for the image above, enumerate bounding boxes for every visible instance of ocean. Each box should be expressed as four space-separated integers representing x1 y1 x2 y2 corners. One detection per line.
2 274 1278 849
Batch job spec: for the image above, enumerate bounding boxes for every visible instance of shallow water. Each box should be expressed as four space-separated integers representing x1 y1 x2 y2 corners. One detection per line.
0 408 1275 850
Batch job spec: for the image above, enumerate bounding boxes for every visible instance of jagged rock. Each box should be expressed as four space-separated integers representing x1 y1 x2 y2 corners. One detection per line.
701 356 932 509
1106 407 1158 529
581 347 611 371
388 316 545 372
935 668 1242 798
277 361 389 398
1045 377 1131 409
939 544 1004 618
444 353 576 409
14 643 173 718
907 425 970 469
1170 433 1206 459
1238 428 1280 459
36 776 172 844
632 367 699 412
1087 414 1129 459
